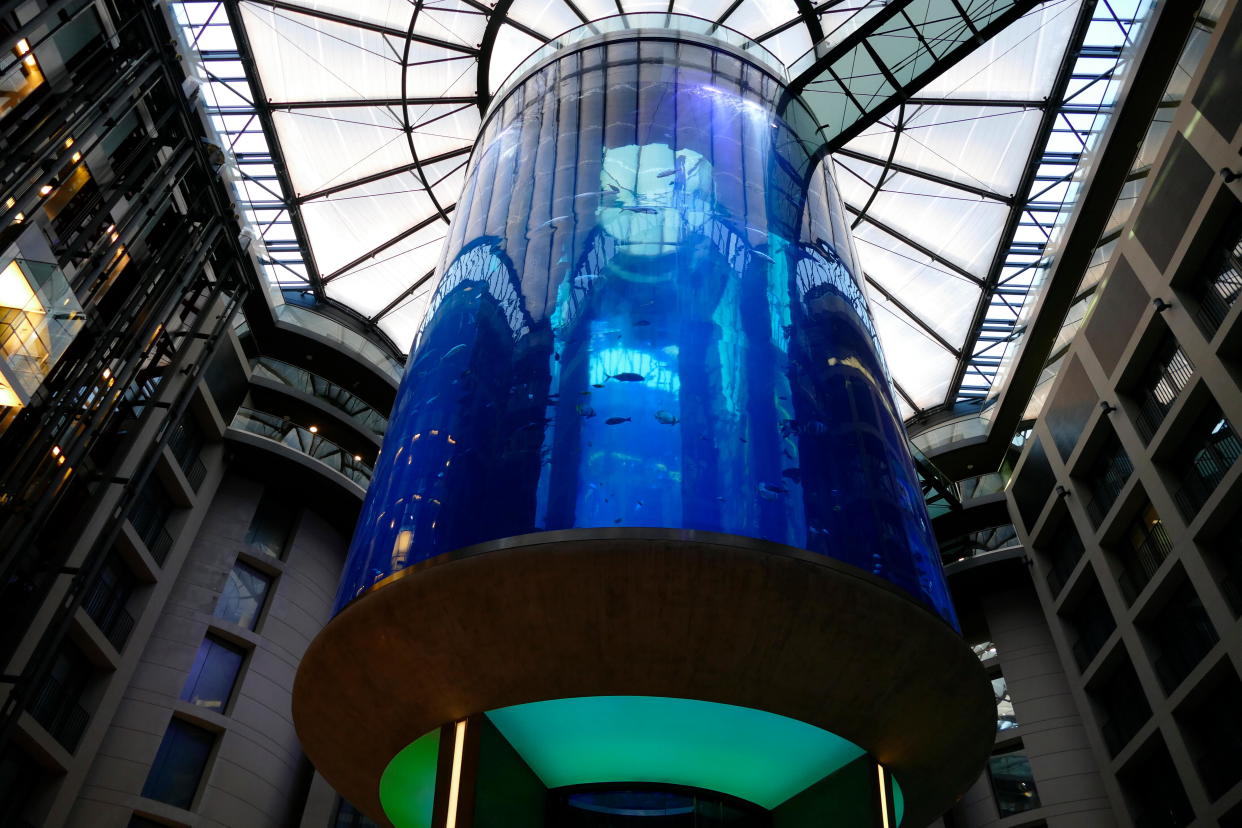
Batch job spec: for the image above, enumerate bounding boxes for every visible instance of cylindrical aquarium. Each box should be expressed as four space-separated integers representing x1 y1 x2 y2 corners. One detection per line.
334 30 955 625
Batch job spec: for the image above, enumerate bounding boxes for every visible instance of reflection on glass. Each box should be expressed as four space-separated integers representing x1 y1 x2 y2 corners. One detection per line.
338 35 956 626
214 561 271 630
180 635 245 711
245 488 298 559
993 676 1018 732
988 753 1041 817
141 718 215 809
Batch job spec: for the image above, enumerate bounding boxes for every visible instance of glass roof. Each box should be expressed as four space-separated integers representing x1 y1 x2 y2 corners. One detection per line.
167 0 1152 422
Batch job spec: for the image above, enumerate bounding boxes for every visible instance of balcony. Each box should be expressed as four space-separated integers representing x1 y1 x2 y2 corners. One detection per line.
230 408 373 488
1131 337 1194 442
1117 522 1173 603
250 357 388 439
81 574 135 653
1170 411 1240 520
1191 221 1241 335
27 675 89 753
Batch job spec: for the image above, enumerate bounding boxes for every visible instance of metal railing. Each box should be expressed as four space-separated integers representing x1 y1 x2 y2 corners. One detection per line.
1192 238 1241 335
1172 432 1240 519
230 408 373 487
27 676 89 753
250 357 388 439
1117 523 1173 603
1084 455 1133 526
80 579 135 653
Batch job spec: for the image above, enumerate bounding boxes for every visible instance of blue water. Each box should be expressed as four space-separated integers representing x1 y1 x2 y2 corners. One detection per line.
335 37 957 627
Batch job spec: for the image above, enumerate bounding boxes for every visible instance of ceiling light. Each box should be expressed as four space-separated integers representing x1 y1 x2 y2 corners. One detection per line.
38 184 52 197
15 39 30 55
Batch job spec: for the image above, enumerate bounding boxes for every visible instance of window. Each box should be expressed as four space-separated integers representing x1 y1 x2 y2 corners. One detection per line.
213 561 271 630
130 479 173 563
1132 333 1194 441
1040 517 1084 597
244 489 298 559
1144 579 1217 693
1115 502 1172 603
993 676 1018 731
1091 658 1150 757
1062 578 1116 672
82 555 136 651
1170 404 1240 519
141 718 215 809
1080 431 1132 525
180 636 246 712
988 752 1041 817
29 644 91 751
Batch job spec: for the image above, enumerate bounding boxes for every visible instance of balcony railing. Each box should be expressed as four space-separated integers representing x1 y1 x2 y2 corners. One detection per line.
230 408 373 488
1192 238 1241 335
81 579 135 653
27 676 89 753
1172 441 1240 520
250 357 388 439
1117 524 1173 603
1084 457 1132 526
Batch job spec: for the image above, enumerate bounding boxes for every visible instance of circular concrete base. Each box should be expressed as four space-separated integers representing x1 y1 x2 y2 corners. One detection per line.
293 529 994 826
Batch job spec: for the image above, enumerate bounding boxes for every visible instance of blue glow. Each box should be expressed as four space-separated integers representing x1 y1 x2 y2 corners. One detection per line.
336 37 956 626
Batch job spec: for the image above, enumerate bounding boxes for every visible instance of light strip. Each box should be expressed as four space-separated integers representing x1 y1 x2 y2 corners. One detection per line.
877 762 891 828
445 719 468 828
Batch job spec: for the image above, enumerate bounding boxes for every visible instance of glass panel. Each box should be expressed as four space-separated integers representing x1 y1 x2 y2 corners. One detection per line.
245 489 298 559
141 719 215 809
988 753 1041 817
180 636 246 712
993 676 1018 731
213 561 272 630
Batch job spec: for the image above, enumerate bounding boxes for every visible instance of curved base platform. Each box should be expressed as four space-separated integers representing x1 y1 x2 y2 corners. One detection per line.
293 529 994 826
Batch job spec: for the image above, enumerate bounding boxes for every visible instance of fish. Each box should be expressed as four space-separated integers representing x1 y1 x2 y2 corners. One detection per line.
576 405 596 418
752 251 775 264
656 168 677 178
758 483 788 499
592 383 606 388
654 410 679 425
632 320 651 326
579 390 592 396
621 206 659 214
781 467 802 483
605 417 631 425
608 372 645 382
442 343 468 359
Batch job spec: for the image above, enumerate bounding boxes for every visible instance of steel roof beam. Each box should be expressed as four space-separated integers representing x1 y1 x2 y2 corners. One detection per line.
834 146 1013 204
845 204 983 286
268 96 476 110
294 145 471 204
244 0 480 54
323 208 454 283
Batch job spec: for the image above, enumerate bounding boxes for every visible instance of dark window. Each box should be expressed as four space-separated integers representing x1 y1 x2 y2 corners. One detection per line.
1191 209 1241 335
141 718 215 809
81 555 136 652
1144 580 1218 694
1178 668 1242 800
1040 517 1084 597
244 489 298 559
0 748 45 827
180 636 246 712
335 798 382 828
167 418 207 490
1062 579 1116 672
1131 334 1194 441
987 752 1041 817
1212 513 1242 616
1114 502 1172 603
1090 658 1150 757
1080 431 1132 526
213 561 271 630
1170 404 1240 519
130 480 174 564
1120 739 1193 828
29 644 91 752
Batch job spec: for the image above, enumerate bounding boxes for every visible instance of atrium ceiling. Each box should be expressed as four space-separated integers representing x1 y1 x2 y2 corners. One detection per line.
169 0 1151 421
